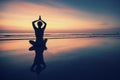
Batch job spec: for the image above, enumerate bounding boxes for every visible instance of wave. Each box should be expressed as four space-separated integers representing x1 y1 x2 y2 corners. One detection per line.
0 32 120 41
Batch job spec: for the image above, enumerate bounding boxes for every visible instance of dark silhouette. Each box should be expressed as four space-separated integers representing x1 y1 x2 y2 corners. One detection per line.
29 39 47 74
32 16 47 44
29 16 48 74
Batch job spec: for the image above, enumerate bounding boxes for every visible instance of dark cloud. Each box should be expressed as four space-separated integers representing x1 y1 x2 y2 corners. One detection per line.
53 0 120 19
100 22 109 26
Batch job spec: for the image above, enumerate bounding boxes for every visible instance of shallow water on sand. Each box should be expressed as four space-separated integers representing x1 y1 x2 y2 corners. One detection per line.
0 38 120 80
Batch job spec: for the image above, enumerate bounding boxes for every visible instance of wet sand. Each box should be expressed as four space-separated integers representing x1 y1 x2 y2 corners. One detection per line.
0 38 120 80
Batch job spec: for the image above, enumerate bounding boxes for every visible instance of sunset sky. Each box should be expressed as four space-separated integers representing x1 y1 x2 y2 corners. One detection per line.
0 0 120 33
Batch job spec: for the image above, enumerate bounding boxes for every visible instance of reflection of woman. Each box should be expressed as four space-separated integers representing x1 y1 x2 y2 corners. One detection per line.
32 16 47 43
30 46 46 74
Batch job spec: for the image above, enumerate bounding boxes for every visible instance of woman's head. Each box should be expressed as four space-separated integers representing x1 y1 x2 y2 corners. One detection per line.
37 21 43 28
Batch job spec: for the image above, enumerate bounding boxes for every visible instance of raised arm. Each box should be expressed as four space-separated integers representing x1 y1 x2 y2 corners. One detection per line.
32 20 39 29
41 20 47 30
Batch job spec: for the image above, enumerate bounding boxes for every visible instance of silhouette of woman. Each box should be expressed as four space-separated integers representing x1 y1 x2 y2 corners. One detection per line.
32 16 47 43
29 16 47 50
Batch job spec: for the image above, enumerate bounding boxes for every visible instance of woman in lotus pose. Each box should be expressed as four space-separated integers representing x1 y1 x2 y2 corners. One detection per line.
29 16 47 50
32 16 47 43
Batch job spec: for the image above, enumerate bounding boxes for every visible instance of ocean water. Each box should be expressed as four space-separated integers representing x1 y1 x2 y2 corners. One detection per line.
0 32 120 80
0 32 120 40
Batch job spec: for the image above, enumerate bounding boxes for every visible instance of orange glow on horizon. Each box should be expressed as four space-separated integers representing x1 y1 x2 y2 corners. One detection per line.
0 38 105 54
0 1 116 33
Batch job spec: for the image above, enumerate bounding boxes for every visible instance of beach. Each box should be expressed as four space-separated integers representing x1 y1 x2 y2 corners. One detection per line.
1 0 120 80
0 36 120 80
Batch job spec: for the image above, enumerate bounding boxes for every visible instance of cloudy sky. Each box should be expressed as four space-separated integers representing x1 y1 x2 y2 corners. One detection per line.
0 0 120 33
